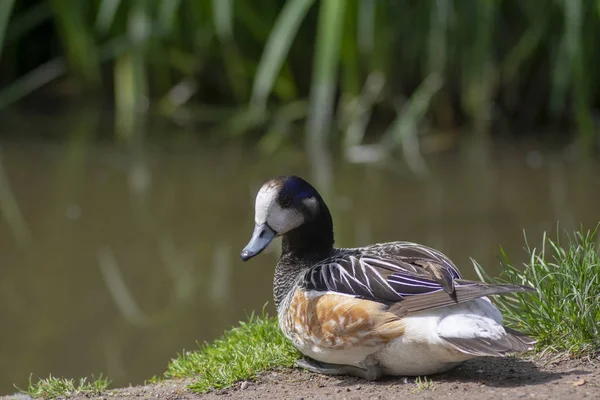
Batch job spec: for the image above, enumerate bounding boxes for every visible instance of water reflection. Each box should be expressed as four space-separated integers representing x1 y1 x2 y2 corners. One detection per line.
0 122 598 395
0 150 31 247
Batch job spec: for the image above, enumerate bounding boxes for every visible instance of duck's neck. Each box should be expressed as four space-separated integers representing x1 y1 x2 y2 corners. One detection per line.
273 199 335 309
281 213 334 258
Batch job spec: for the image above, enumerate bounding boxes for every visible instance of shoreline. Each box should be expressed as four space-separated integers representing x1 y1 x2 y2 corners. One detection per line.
3 356 598 400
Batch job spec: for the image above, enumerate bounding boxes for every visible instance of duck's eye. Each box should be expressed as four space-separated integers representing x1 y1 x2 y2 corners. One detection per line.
280 194 292 208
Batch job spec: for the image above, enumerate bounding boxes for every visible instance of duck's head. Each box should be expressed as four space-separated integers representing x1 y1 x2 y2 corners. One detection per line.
240 175 322 261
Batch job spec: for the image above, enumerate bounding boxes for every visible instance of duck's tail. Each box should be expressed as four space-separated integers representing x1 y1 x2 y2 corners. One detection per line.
390 281 534 317
436 302 536 357
440 322 535 356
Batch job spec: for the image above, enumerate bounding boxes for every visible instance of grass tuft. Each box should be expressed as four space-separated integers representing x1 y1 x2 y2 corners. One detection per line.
412 376 435 392
165 309 300 393
474 225 600 359
18 374 110 399
144 375 164 385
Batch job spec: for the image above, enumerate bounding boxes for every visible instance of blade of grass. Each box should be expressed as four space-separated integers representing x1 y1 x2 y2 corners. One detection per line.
95 0 122 34
113 0 150 141
258 100 308 153
49 0 100 86
0 36 129 109
250 0 314 111
357 0 375 56
114 52 137 139
500 4 551 84
0 150 31 247
427 0 449 75
0 0 16 60
340 0 359 96
212 0 248 101
158 0 183 35
461 0 495 134
567 0 594 153
341 72 384 149
0 58 66 109
3 0 52 46
368 1 393 77
381 73 443 176
306 0 346 151
305 0 346 192
212 0 233 39
234 0 275 43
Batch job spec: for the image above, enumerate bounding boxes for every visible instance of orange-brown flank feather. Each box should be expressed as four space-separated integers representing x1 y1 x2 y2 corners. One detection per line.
284 289 406 350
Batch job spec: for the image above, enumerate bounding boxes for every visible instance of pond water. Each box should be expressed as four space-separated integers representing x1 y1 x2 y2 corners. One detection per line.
0 110 599 395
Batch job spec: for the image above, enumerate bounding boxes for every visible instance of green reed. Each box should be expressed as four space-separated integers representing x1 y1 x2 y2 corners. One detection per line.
0 0 599 152
474 226 600 359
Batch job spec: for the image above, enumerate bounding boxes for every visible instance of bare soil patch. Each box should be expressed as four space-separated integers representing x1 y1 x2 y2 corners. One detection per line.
6 356 599 400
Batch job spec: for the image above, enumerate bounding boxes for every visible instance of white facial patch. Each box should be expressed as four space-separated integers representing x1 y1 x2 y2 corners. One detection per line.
254 184 278 225
253 181 317 235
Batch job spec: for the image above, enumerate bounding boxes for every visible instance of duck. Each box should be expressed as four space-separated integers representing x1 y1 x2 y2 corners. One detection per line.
240 175 535 380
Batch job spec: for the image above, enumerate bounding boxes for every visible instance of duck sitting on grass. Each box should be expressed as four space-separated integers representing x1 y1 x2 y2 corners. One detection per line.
240 175 535 380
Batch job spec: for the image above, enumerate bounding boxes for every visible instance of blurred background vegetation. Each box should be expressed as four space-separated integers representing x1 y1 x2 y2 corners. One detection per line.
1 0 599 157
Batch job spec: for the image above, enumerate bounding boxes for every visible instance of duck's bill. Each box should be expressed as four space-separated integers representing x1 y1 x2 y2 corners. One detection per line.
240 223 276 261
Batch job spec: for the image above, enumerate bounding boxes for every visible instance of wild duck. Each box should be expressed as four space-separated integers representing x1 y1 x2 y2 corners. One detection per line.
240 175 535 380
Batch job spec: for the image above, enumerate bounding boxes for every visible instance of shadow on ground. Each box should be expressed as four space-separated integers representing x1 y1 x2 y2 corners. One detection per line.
325 356 587 389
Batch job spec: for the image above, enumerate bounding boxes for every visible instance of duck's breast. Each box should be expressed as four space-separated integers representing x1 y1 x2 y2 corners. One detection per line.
279 288 406 367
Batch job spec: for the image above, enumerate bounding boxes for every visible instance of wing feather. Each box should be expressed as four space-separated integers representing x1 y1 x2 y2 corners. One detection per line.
301 243 534 315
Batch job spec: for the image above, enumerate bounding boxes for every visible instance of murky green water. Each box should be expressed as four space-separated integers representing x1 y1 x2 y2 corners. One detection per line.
0 112 599 395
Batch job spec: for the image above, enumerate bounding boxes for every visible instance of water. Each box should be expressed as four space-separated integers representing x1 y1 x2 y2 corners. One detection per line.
0 113 599 395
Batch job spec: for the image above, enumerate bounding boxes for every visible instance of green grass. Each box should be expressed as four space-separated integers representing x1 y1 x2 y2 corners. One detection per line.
165 310 300 393
144 375 164 385
412 376 435 392
18 374 110 399
474 226 600 359
1 1 600 151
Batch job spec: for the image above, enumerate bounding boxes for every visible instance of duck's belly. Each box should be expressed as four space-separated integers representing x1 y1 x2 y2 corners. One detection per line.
374 337 471 376
288 325 472 375
290 335 378 368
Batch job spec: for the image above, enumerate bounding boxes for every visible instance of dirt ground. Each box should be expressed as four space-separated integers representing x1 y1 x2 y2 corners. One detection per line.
5 356 599 400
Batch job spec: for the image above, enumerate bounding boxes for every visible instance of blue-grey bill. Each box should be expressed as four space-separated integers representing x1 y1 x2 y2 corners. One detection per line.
240 223 276 261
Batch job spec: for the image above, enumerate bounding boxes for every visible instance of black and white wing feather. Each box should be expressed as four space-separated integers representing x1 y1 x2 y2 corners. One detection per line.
301 242 534 316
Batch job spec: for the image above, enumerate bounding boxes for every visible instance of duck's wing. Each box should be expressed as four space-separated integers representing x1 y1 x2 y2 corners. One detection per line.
302 244 534 316
362 242 463 293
